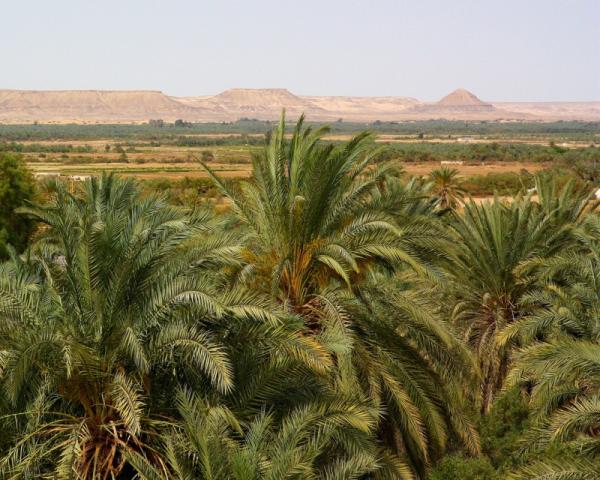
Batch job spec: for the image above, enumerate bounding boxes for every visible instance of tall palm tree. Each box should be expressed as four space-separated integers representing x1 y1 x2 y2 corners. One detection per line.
428 167 466 211
0 175 288 478
444 194 565 412
341 274 480 473
205 115 480 477
204 113 408 311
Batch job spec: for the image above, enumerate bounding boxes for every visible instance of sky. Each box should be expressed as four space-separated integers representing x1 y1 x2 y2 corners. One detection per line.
2 0 599 101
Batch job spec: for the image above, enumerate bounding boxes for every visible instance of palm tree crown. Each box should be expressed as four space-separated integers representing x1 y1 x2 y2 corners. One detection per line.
0 175 275 478
428 166 466 210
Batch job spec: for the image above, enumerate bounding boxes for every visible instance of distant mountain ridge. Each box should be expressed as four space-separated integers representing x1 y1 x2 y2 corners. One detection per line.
0 87 598 123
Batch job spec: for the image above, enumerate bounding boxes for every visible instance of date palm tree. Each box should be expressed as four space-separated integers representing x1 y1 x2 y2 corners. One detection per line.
128 388 399 480
444 195 562 412
0 175 291 479
500 241 600 347
445 175 596 412
509 459 600 480
205 114 480 477
502 219 600 479
204 113 409 310
428 167 466 210
505 339 600 480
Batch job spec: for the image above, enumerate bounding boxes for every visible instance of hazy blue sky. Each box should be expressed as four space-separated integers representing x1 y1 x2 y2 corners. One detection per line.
2 0 598 101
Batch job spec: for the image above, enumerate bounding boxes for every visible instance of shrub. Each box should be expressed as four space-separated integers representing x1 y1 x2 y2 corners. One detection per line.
479 387 531 470
428 455 497 480
0 153 37 257
201 150 215 162
461 171 533 196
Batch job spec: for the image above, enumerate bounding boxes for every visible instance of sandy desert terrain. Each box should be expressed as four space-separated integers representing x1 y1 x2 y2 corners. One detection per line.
1 88 599 123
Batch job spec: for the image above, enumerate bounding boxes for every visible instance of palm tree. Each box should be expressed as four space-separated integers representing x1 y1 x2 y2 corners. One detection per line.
204 113 409 310
205 115 480 476
342 274 480 473
128 388 398 480
535 172 596 227
500 244 600 347
369 175 449 264
444 195 564 412
502 214 600 479
428 167 466 210
505 340 600 479
509 459 600 480
0 175 286 478
445 174 596 413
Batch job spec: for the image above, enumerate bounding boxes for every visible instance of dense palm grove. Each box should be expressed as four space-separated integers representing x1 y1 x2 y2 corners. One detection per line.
0 117 599 479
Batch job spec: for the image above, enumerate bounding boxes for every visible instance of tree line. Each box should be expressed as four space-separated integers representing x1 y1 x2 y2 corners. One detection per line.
0 119 597 141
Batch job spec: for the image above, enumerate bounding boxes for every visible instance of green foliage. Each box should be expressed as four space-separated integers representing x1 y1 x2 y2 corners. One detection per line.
445 195 556 410
428 455 497 480
461 171 533 196
2 117 600 479
383 143 599 165
134 389 390 480
0 174 280 478
429 167 466 209
0 120 598 141
0 152 36 257
141 177 227 205
205 115 479 477
0 141 94 153
478 388 530 470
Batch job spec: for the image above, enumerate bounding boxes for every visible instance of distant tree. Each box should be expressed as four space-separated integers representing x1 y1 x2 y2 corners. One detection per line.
429 166 466 210
119 151 128 162
104 143 111 152
148 119 164 127
0 153 36 258
201 150 215 162
174 119 192 127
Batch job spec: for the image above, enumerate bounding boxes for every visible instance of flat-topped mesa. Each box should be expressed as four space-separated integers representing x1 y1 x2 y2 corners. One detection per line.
213 88 308 106
0 89 206 122
180 88 323 116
